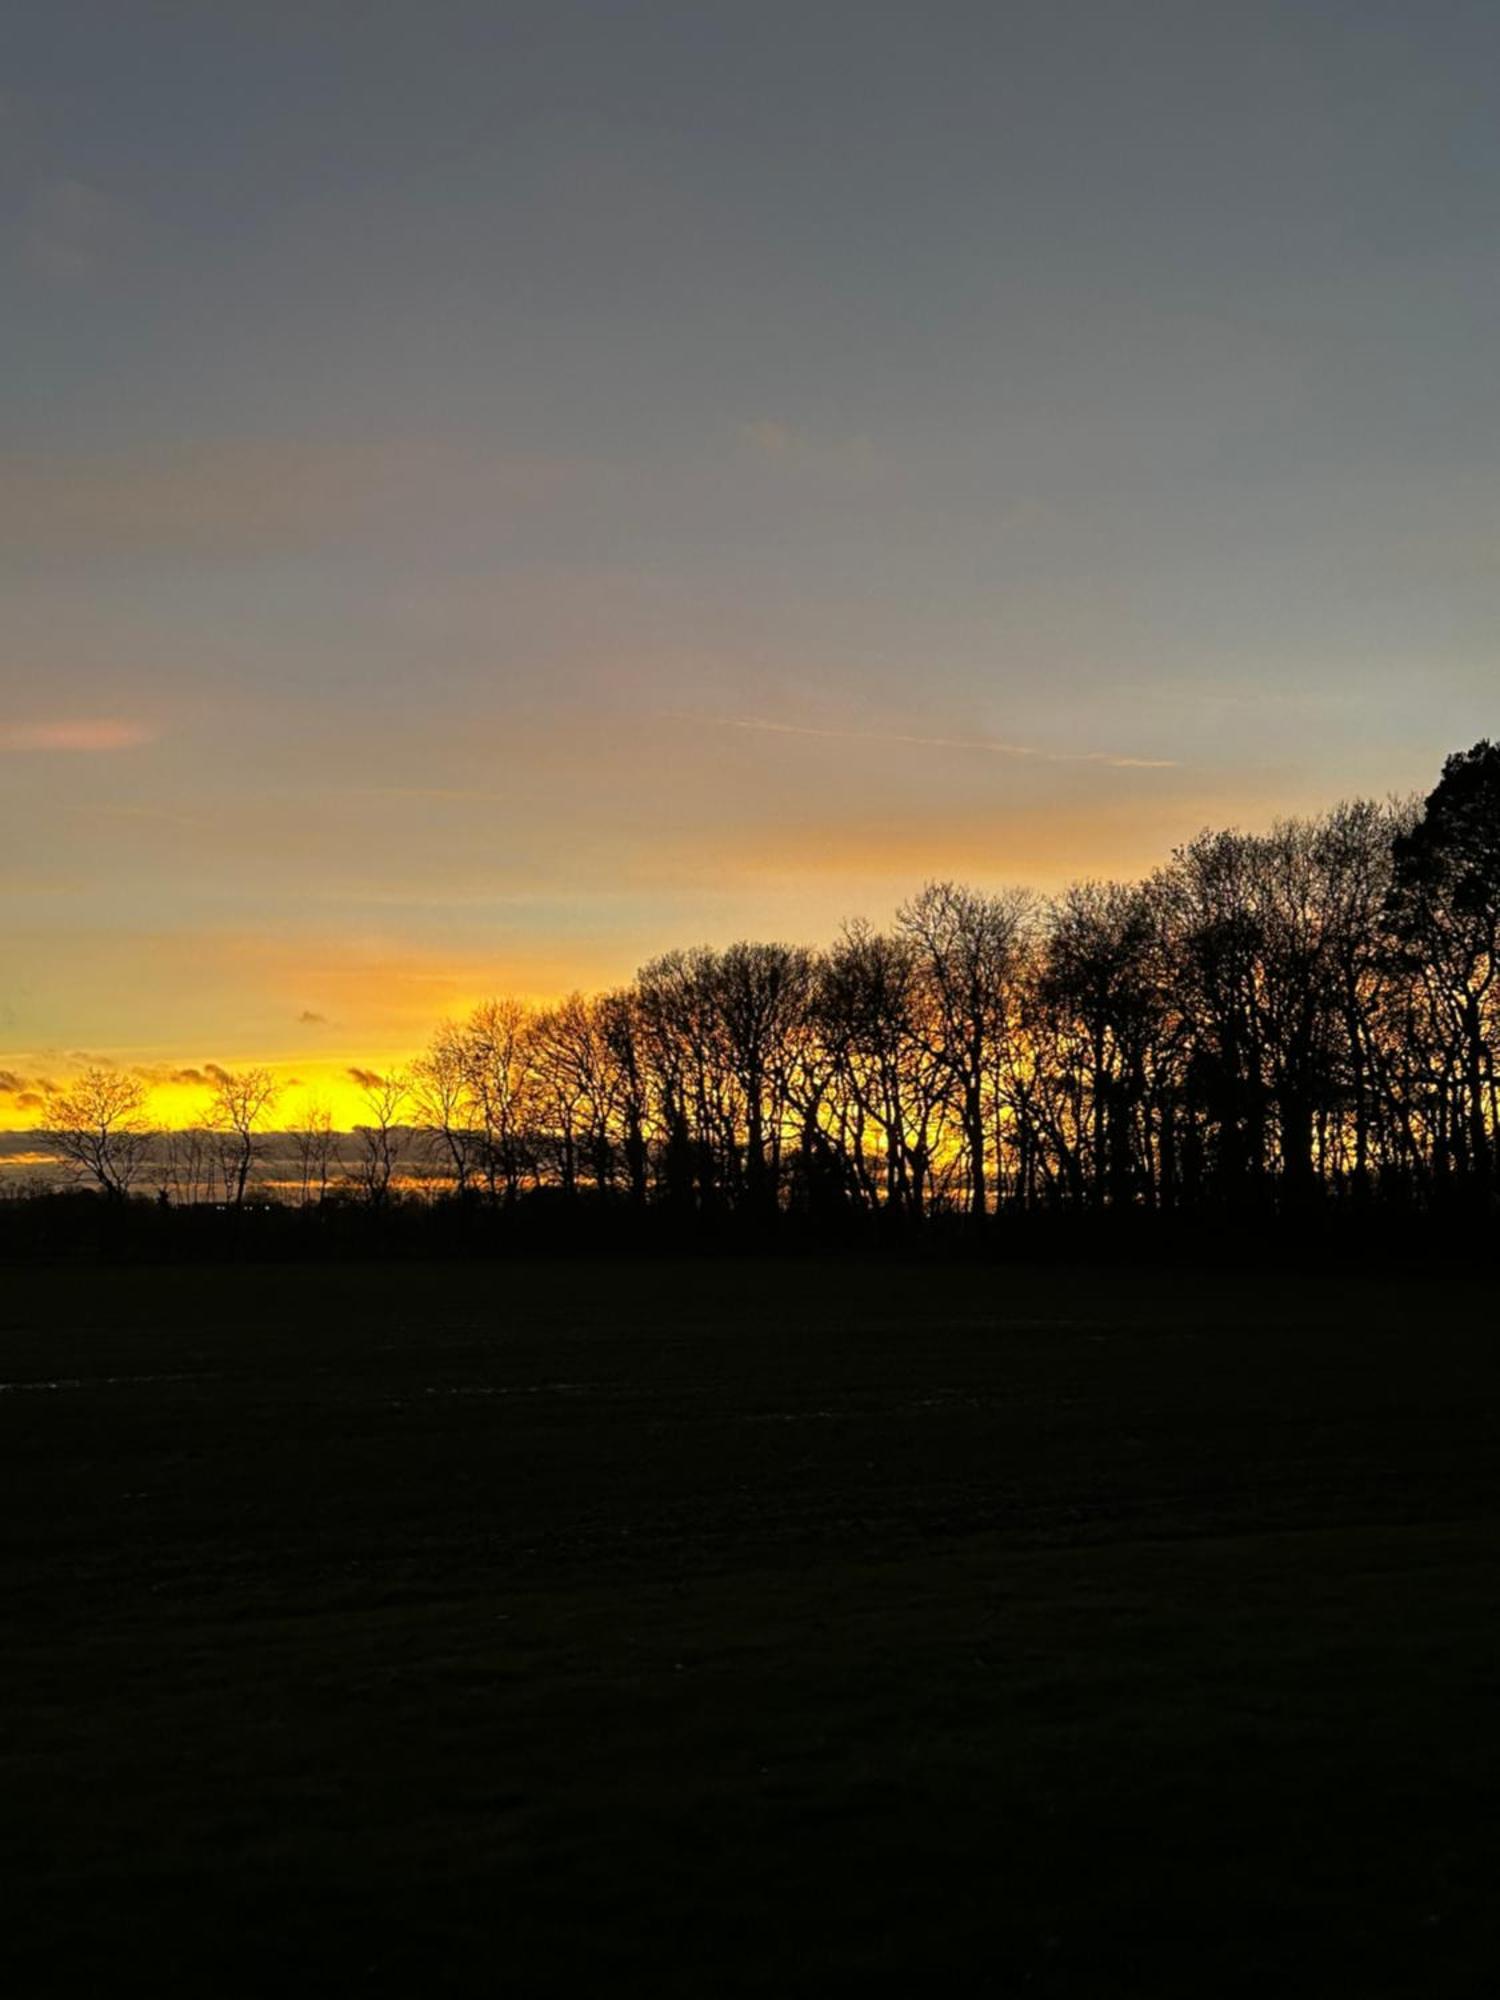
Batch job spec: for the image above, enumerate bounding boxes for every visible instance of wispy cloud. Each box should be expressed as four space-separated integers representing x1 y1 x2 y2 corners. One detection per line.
0 720 154 752
343 785 511 805
73 804 203 830
696 715 1177 770
0 440 601 559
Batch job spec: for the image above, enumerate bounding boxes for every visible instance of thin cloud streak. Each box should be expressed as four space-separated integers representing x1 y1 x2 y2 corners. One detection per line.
698 715 1178 770
343 786 511 804
0 720 154 752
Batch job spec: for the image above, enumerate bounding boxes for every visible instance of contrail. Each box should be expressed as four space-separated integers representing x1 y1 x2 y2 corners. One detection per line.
697 715 1177 770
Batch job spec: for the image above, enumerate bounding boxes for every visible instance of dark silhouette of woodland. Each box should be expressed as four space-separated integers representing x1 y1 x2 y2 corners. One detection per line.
11 740 1500 1261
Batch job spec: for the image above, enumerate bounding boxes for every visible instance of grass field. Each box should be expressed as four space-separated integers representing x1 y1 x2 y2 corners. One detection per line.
4 1255 1499 1995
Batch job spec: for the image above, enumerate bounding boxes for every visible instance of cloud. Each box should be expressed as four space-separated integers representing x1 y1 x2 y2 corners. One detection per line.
735 419 878 476
347 1066 384 1089
696 715 1177 770
297 1010 328 1025
0 720 154 752
119 1064 197 1089
0 1070 57 1101
739 419 798 457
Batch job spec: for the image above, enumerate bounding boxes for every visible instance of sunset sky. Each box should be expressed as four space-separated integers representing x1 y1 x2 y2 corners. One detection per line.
5 2 1500 1125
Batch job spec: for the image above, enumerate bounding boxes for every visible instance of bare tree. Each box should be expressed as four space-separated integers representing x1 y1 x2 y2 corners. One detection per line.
158 1125 214 1206
351 1069 410 1208
898 882 1034 1220
204 1066 279 1207
1041 880 1167 1208
41 1067 154 1197
460 1000 533 1204
290 1095 340 1206
598 987 650 1207
527 995 595 1197
412 1023 480 1197
813 922 950 1221
711 942 817 1215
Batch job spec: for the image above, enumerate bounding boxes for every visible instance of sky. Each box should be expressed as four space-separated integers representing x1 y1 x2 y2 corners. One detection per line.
4 1 1500 1124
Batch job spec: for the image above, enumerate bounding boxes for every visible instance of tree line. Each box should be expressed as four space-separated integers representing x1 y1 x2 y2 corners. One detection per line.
32 741 1500 1230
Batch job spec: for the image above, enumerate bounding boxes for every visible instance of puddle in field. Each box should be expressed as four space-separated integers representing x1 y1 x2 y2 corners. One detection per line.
423 1382 598 1398
746 1391 989 1424
0 1372 215 1394
940 1316 1109 1331
743 1408 848 1424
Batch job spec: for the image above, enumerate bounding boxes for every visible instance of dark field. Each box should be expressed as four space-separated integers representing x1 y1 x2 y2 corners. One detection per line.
4 1258 1500 1996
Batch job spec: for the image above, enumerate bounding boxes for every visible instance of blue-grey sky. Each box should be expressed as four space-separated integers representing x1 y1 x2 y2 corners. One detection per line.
4 1 1499 1094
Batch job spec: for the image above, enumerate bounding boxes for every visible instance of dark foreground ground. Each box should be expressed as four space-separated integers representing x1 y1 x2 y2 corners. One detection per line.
3 1257 1499 1996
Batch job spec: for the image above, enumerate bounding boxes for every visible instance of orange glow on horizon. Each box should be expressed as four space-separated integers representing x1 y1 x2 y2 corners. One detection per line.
0 1057 431 1138
0 774 1364 1139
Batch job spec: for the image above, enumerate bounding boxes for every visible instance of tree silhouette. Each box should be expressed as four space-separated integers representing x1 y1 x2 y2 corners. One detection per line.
206 1066 279 1207
41 1067 154 1197
18 744 1500 1235
1388 742 1500 1191
351 1069 410 1209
